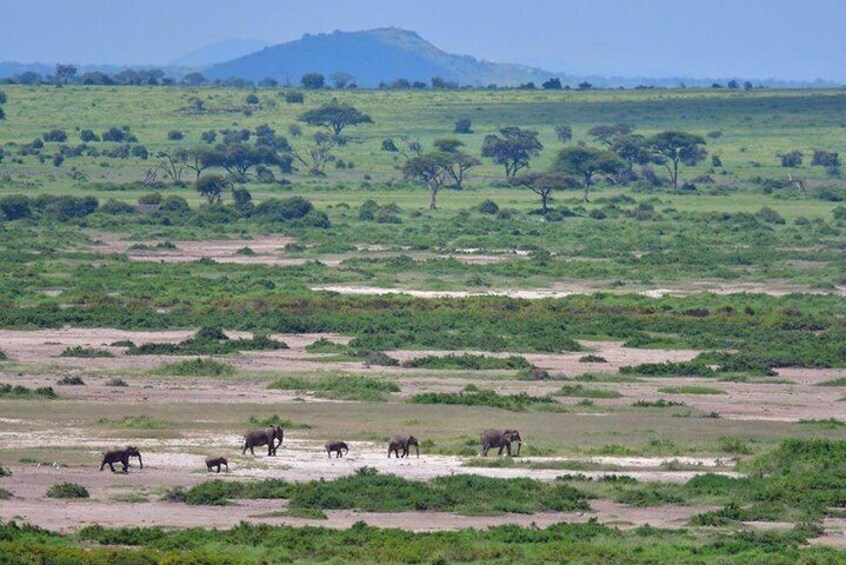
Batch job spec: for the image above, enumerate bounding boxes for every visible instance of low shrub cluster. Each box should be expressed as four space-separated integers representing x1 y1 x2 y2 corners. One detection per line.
410 390 555 411
59 346 113 358
129 327 287 356
46 482 89 499
269 372 399 401
56 376 85 385
156 358 234 377
402 354 532 370
0 383 57 399
557 385 622 399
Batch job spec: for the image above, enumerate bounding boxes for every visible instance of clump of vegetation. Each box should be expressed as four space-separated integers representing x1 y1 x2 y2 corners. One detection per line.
129 327 287 355
247 415 312 429
109 340 135 347
0 488 12 500
632 399 685 408
410 390 555 411
0 349 7 361
56 376 85 386
0 384 57 399
46 482 89 499
178 470 590 513
305 338 348 353
557 384 622 399
718 437 753 454
361 351 399 367
579 354 607 363
402 354 532 370
797 418 846 429
59 346 113 358
157 358 234 377
0 466 11 477
105 377 128 387
269 372 399 401
658 386 726 395
96 416 166 429
816 377 846 387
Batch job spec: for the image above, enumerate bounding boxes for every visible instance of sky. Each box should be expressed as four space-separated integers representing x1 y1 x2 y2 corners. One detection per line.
2 0 844 81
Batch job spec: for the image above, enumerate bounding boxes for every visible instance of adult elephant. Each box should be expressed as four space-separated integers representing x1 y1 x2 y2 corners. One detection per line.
387 434 420 458
480 429 522 457
242 425 284 456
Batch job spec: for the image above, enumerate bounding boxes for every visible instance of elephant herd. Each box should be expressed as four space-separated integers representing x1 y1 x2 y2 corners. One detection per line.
99 426 523 473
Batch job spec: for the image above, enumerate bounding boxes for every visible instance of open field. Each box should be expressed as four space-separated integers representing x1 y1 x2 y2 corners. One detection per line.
2 84 846 562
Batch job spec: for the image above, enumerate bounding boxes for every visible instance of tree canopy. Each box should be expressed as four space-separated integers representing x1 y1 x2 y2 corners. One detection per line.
299 100 373 138
552 147 625 201
646 131 707 190
481 127 543 179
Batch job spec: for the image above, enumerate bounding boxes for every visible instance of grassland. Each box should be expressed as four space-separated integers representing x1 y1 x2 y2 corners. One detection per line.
1 84 846 562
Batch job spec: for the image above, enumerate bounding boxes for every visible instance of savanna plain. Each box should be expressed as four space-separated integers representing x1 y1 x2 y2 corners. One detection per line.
1 85 846 563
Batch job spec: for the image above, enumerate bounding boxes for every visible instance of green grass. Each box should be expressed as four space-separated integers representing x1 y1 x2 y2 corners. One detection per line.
797 418 846 430
658 386 727 395
247 415 312 429
268 372 399 401
816 377 846 387
156 358 234 377
632 399 686 408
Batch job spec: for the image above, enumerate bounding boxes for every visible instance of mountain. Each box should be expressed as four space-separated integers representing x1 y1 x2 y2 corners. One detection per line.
170 39 269 68
204 28 555 87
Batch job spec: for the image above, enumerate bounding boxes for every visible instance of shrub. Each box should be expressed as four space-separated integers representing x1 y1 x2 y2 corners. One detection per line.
410 390 555 411
100 199 136 215
0 466 11 477
269 373 399 401
632 399 685 408
42 129 68 142
0 384 57 399
0 488 10 500
362 351 399 367
658 386 726 395
454 118 472 134
0 349 7 361
80 129 100 142
60 346 113 358
157 358 234 377
403 354 532 371
478 199 499 215
557 385 622 399
46 482 89 499
167 130 184 140
106 378 128 387
284 91 305 104
756 207 786 224
97 416 165 429
579 354 607 363
56 376 85 386
245 93 260 104
305 338 347 353
0 195 32 220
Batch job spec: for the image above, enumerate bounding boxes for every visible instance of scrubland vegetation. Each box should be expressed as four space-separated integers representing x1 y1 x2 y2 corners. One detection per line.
1 83 845 562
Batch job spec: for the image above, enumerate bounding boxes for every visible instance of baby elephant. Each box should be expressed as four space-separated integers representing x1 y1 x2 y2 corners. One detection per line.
325 440 349 458
388 434 420 458
205 456 228 473
100 446 143 473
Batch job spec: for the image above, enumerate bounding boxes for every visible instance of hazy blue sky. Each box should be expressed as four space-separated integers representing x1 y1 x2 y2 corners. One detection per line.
2 0 844 80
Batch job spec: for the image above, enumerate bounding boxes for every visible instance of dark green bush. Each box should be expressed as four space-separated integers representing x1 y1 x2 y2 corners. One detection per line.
46 482 89 499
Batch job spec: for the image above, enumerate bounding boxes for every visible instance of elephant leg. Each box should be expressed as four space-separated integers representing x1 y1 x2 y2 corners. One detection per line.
107 461 116 472
99 461 106 471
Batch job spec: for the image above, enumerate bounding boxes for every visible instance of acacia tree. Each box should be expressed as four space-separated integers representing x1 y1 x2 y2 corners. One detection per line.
299 100 372 138
55 64 77 85
481 127 543 179
381 137 422 160
291 132 337 175
195 174 230 205
433 139 480 190
646 131 707 190
588 124 633 147
552 147 625 202
555 125 573 143
611 134 650 171
511 172 578 212
403 152 453 209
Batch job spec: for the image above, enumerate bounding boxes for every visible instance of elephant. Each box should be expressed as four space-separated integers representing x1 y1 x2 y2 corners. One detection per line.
325 440 349 458
480 429 522 457
205 456 228 473
100 446 143 472
388 434 419 458
242 425 284 456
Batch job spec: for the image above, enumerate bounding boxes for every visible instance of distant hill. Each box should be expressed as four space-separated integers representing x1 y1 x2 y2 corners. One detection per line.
170 39 269 68
204 28 556 87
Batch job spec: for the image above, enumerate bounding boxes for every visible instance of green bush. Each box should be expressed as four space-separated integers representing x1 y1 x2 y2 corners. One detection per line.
557 384 622 399
0 383 57 399
129 329 286 356
632 399 685 408
60 346 113 358
269 372 399 401
658 386 726 395
403 354 532 370
56 375 85 385
46 482 89 499
410 390 555 411
157 358 234 377
106 377 128 387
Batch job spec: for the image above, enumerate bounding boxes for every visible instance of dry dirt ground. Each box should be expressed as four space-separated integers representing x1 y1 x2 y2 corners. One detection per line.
2 327 846 538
